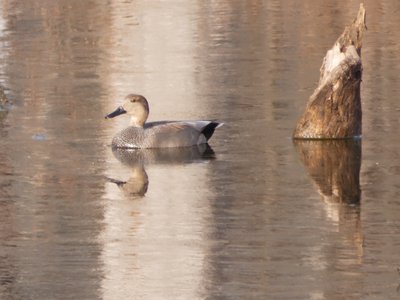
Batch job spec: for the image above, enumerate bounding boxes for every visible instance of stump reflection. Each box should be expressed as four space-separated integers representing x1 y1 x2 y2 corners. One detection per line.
294 139 361 204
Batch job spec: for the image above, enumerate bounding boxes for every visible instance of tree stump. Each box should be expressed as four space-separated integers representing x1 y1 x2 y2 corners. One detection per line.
293 4 366 139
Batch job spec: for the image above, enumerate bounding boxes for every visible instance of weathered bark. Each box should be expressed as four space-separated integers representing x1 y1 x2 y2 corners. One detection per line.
0 86 9 122
0 87 6 106
293 4 366 139
294 139 361 204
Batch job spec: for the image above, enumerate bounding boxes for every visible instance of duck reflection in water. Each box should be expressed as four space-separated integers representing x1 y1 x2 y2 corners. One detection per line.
107 144 215 198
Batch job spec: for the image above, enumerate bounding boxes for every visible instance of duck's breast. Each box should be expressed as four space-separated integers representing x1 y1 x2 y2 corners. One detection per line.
112 126 145 148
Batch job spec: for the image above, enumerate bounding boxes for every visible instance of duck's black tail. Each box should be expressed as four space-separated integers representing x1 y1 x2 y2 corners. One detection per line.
202 122 223 141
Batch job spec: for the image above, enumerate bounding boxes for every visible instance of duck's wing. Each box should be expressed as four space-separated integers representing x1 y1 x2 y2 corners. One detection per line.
144 121 222 148
182 121 223 140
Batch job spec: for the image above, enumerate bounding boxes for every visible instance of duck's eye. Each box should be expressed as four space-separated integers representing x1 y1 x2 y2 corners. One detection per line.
130 98 136 103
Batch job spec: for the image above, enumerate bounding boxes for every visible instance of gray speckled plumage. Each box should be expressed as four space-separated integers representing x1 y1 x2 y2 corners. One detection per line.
106 94 223 149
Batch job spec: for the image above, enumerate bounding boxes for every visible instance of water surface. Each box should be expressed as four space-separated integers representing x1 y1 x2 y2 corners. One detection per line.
0 1 400 299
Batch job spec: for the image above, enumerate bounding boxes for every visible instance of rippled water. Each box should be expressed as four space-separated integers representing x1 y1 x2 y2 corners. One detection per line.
0 1 400 299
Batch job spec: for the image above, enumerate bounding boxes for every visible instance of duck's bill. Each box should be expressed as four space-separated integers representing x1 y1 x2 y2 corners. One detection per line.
105 106 127 119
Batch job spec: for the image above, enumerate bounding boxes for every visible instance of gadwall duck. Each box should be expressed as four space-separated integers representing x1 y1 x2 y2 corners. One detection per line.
105 94 223 148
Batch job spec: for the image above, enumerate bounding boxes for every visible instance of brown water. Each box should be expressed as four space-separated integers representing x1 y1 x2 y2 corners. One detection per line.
0 1 400 299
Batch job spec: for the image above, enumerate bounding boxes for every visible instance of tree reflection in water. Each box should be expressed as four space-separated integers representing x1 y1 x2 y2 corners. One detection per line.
294 139 361 204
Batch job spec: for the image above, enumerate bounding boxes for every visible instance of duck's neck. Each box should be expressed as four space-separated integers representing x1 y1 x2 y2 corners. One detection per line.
130 116 145 127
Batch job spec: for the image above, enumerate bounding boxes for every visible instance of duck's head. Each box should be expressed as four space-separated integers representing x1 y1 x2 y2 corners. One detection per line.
105 94 149 127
